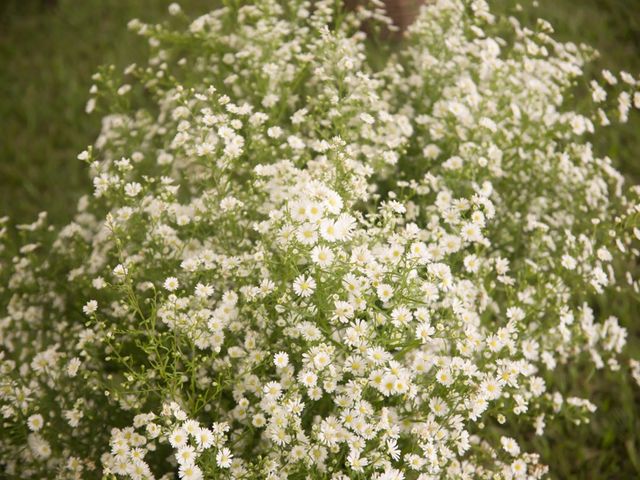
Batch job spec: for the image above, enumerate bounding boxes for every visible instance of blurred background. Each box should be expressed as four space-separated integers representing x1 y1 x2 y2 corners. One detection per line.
0 0 639 478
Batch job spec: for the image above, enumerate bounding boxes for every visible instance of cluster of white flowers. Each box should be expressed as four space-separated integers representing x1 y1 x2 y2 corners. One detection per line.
1 1 639 479
102 404 233 480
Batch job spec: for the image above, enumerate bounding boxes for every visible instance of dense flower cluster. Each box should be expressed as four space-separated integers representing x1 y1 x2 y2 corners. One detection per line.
1 1 639 479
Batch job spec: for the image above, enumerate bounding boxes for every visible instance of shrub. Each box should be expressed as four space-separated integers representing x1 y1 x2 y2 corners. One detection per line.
1 1 639 478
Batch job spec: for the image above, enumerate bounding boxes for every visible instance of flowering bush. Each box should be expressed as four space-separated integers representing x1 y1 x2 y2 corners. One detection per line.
1 1 640 478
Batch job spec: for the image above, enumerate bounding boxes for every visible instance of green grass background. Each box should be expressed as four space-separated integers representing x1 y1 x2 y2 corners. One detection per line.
0 0 638 478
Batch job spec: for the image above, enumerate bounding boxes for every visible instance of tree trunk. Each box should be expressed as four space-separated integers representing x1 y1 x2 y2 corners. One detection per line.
382 0 425 33
345 0 426 39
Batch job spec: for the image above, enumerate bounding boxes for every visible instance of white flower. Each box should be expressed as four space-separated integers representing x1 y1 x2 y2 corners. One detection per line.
274 352 289 368
299 370 317 388
333 214 356 241
323 191 343 214
124 182 142 197
194 428 214 450
602 69 618 85
387 439 401 461
183 419 199 436
82 300 98 315
27 414 44 432
501 436 521 456
561 254 577 270
117 84 131 96
64 409 83 428
511 459 527 478
112 264 128 278
376 283 393 302
416 322 435 343
436 369 454 386
251 414 266 428
297 223 318 245
169 428 188 448
319 219 338 242
429 397 449 416
216 447 233 468
164 277 179 291
293 275 316 298
168 2 182 15
267 126 283 138
347 450 369 472
179 464 203 480
263 381 282 399
360 112 375 124
311 245 334 267
28 434 51 459
591 81 607 103
176 445 196 466
313 351 331 370
423 144 441 159
390 306 412 326
287 135 305 150
333 300 354 323
506 306 525 322
85 97 96 113
195 283 214 298
480 377 503 400
67 357 81 377
379 374 397 396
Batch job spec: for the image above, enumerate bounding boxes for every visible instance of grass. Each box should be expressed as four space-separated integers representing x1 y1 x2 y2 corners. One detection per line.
492 0 640 182
488 3 640 476
0 0 211 225
0 0 638 478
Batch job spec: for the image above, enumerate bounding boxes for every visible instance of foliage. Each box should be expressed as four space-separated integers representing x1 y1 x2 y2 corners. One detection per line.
1 1 639 479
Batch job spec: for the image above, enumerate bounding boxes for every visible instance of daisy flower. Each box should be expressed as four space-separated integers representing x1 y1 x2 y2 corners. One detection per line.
293 275 316 298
